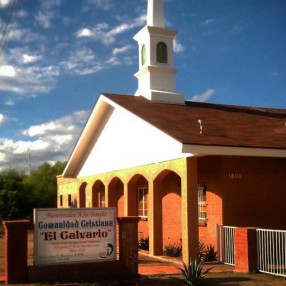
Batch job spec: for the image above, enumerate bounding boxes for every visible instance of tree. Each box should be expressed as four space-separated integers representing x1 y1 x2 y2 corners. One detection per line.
0 169 32 219
0 161 66 220
24 161 66 209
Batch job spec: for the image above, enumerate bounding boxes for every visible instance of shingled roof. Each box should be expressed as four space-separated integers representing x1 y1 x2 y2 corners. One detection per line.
103 93 286 150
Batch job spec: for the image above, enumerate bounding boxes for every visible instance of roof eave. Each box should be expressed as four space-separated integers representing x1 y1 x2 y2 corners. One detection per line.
182 144 286 158
63 95 115 178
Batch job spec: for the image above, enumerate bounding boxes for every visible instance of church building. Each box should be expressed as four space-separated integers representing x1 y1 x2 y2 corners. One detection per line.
57 0 286 262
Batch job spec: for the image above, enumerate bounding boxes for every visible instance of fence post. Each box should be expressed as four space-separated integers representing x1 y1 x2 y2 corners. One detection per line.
117 216 140 276
216 224 221 262
2 220 31 284
234 227 257 272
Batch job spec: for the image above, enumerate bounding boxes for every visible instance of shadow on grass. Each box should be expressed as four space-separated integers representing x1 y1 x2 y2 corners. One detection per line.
203 276 251 285
142 276 251 286
140 275 185 285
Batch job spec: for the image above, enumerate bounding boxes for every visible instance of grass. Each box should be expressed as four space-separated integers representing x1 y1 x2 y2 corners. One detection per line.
0 230 286 285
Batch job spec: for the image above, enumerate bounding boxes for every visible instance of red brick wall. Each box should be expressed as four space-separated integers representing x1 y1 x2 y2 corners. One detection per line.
108 180 124 217
138 220 149 239
161 172 181 246
199 191 222 248
198 156 286 250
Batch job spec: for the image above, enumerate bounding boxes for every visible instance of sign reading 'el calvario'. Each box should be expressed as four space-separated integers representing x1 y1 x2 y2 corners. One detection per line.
34 208 116 266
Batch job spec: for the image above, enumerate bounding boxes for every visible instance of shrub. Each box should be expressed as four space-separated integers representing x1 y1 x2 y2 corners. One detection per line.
178 257 213 286
163 242 182 257
198 240 206 261
138 236 149 250
204 244 217 261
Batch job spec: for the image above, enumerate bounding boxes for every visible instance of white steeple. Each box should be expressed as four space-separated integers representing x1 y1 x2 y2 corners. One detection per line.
147 0 165 28
134 0 185 104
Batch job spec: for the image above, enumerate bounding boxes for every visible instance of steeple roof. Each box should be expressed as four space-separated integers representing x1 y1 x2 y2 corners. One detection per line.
147 0 165 28
134 0 184 104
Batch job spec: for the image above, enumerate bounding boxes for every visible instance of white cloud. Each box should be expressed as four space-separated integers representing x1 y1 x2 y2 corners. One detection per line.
201 18 218 26
0 0 9 8
35 11 55 29
61 47 103 75
0 113 7 125
106 56 120 66
41 0 61 10
0 65 16 77
174 39 185 53
85 0 112 11
76 13 145 46
0 65 60 95
76 28 94 38
112 45 131 55
15 9 28 18
0 110 90 171
4 98 15 106
5 26 45 43
191 89 215 102
22 54 42 64
34 0 61 29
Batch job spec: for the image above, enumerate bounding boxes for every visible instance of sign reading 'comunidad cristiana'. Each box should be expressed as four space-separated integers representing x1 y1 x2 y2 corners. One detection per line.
34 208 116 266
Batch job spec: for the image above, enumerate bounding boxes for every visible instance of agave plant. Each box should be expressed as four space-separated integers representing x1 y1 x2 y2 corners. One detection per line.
178 257 213 286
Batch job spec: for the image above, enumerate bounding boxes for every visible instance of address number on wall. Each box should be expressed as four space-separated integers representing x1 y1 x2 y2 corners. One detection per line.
228 173 242 179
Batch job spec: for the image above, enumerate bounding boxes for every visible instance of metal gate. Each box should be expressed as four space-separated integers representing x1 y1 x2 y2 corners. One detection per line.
257 229 286 277
217 225 236 266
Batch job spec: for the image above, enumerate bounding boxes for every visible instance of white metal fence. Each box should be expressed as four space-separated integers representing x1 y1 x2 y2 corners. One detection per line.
257 229 286 277
217 225 236 266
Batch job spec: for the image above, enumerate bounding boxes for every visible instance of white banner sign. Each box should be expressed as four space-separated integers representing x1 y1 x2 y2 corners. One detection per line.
34 208 116 266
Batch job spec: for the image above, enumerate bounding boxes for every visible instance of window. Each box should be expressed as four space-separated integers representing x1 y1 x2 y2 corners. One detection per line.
138 187 148 217
59 195 63 207
198 183 207 223
141 44 146 66
68 194 72 207
156 42 167 63
100 189 105 207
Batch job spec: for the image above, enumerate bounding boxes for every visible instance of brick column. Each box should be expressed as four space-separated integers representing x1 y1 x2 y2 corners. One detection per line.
117 217 140 276
147 181 157 255
2 220 31 284
123 183 129 216
234 227 257 272
181 157 198 264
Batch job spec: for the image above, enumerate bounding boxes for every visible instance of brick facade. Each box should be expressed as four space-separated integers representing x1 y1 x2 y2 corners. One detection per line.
58 155 286 263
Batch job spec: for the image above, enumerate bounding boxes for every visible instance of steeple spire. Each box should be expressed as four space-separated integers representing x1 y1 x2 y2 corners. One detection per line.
133 0 185 104
147 0 165 28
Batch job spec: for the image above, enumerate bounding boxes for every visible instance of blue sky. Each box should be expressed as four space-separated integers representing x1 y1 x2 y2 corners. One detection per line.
0 0 285 172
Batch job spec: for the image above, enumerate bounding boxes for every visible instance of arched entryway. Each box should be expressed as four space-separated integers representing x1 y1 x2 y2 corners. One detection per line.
79 182 87 208
128 174 149 238
92 180 105 207
153 170 182 255
108 177 124 217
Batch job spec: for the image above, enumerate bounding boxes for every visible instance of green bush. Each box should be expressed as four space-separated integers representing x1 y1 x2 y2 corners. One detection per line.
163 242 182 257
204 244 217 261
198 240 206 261
178 257 213 286
138 236 149 250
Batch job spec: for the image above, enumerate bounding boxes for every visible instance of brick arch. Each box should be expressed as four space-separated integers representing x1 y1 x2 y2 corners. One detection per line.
153 170 182 255
92 180 105 208
108 177 124 217
79 182 87 208
128 174 149 238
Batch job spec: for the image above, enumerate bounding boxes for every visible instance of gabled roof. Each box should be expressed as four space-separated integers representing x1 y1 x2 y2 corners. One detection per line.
63 93 286 177
103 93 286 149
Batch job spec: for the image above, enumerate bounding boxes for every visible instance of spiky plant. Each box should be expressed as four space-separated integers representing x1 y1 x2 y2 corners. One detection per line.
178 257 213 286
